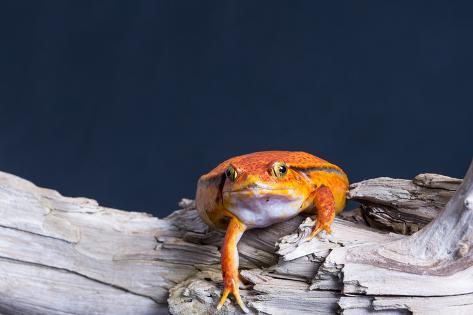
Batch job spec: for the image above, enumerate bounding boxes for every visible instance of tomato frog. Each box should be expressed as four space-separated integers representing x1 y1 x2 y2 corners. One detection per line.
195 151 348 312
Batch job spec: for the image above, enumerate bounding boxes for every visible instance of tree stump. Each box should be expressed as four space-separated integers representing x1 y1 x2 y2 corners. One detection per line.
0 161 470 314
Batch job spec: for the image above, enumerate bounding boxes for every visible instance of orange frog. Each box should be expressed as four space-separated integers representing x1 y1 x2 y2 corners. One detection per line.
195 151 348 312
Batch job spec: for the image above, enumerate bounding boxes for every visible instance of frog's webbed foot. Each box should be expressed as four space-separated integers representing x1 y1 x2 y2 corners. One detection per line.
306 185 335 241
216 216 249 313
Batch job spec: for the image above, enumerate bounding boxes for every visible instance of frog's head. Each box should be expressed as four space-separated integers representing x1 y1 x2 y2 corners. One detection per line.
221 158 312 228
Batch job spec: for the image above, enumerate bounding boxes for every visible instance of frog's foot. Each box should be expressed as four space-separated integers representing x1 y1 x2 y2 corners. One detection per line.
307 220 332 241
217 276 249 313
306 185 335 241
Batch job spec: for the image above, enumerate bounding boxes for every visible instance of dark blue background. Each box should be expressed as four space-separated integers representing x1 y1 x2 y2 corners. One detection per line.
1 1 472 216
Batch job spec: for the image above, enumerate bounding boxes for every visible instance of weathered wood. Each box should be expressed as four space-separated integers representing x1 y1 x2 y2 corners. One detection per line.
340 161 473 290
332 162 473 314
349 173 461 234
338 294 473 314
169 268 340 315
0 165 470 314
0 172 191 314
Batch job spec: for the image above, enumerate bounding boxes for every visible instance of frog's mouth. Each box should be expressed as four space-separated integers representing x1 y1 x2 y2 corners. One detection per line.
222 188 304 228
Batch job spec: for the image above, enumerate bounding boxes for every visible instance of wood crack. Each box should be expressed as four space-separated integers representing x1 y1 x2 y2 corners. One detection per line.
0 223 74 244
0 255 160 304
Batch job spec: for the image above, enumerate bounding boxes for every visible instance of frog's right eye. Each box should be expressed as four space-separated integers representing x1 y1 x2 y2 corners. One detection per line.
225 165 237 182
271 161 288 178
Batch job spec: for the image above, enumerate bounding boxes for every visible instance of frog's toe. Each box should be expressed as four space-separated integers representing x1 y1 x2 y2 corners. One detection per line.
306 231 319 241
233 290 249 313
216 279 249 313
216 287 230 310
307 222 332 241
307 223 322 241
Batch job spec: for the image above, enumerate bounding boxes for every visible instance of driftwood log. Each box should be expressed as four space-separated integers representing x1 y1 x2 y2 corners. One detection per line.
0 161 471 314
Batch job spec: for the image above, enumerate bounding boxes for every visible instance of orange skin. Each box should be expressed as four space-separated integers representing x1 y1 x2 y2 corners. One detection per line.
195 151 349 312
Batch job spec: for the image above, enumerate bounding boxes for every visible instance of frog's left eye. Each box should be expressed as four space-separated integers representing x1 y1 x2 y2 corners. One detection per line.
271 162 288 178
225 165 238 181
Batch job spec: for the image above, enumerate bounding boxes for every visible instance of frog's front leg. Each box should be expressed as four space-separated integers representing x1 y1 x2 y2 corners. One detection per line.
217 216 249 313
307 185 335 240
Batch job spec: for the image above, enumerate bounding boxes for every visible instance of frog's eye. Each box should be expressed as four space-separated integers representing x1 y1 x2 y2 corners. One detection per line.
225 165 237 181
271 162 288 178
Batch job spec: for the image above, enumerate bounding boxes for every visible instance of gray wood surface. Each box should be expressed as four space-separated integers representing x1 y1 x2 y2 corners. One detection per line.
0 162 470 314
